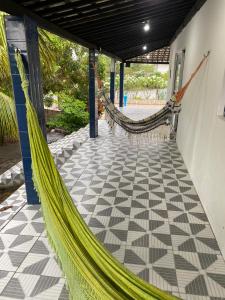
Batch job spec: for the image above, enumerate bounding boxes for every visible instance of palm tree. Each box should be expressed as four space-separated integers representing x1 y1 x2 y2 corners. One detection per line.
0 12 55 144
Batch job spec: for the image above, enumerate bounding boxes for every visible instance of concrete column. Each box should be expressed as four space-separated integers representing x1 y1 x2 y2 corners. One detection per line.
89 49 98 138
119 63 124 107
110 58 116 103
5 15 46 204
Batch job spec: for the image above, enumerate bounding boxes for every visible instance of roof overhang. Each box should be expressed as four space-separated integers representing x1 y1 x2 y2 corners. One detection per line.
126 47 170 64
0 0 207 60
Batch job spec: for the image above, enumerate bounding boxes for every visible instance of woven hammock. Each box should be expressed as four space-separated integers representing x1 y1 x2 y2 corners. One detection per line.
15 51 179 299
102 92 172 134
101 53 209 135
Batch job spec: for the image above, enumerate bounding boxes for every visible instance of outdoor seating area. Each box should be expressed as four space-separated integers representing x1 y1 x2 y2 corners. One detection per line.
1 1 225 299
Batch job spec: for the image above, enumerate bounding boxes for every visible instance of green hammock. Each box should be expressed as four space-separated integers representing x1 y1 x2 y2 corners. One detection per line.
15 51 178 300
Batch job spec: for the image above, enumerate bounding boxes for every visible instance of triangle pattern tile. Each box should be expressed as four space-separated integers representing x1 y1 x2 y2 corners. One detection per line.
153 267 178 286
115 206 130 216
137 268 149 282
207 273 225 289
170 224 189 236
174 254 198 271
178 238 197 252
197 238 220 251
185 275 208 296
108 217 125 227
124 250 146 265
149 248 167 263
1 277 25 299
131 200 146 208
132 234 149 248
30 276 60 297
23 257 49 275
95 230 106 243
173 213 189 223
59 284 69 300
190 223 206 235
134 210 149 220
30 240 49 255
152 233 172 246
152 209 168 219
149 220 164 231
169 194 183 202
110 229 128 242
198 253 218 269
128 221 146 232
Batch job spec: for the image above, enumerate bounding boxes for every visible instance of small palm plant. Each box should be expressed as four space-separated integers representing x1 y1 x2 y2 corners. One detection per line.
0 12 55 144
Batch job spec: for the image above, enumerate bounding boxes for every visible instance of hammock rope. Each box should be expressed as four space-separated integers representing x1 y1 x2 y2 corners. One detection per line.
98 53 209 135
15 50 178 300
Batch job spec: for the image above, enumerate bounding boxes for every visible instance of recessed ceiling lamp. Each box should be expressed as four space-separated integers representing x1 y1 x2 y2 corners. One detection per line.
143 45 147 51
143 22 150 32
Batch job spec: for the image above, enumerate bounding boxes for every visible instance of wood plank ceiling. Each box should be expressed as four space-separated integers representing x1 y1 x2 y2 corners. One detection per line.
1 0 206 60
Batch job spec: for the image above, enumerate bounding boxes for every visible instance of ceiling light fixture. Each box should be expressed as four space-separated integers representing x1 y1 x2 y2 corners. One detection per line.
143 22 150 32
143 45 147 51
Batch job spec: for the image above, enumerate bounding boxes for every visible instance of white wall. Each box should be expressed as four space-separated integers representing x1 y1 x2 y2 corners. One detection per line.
157 64 169 73
169 0 225 257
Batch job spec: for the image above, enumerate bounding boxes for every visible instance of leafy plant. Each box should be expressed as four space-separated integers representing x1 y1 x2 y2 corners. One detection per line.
47 93 89 133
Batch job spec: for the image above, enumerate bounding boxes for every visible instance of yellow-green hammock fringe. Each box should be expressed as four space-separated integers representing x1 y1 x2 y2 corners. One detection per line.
15 51 179 300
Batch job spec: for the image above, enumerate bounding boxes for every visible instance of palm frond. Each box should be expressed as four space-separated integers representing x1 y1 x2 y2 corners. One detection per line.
39 29 55 75
0 13 11 84
0 92 18 144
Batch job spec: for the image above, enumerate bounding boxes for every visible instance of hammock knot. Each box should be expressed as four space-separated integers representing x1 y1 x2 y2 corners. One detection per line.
21 79 29 90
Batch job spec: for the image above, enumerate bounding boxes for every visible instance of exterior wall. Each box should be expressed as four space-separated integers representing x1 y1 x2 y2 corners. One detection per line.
168 0 225 257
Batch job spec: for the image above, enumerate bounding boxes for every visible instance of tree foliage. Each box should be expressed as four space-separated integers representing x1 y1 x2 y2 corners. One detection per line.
42 35 89 100
116 64 168 91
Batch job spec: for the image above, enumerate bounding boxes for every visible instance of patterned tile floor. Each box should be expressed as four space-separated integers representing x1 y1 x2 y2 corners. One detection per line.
0 114 225 299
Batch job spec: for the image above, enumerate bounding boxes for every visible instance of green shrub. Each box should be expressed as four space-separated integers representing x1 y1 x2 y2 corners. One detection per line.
47 94 89 133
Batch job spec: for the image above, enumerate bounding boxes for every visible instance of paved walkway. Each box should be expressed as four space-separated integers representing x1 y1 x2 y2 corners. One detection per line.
0 143 21 175
0 108 225 299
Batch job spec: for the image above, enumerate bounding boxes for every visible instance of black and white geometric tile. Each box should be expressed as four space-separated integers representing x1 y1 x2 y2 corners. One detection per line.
0 205 68 300
0 119 225 299
0 186 26 231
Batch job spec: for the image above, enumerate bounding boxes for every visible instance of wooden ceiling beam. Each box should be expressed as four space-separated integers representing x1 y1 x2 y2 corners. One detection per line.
56 0 192 27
